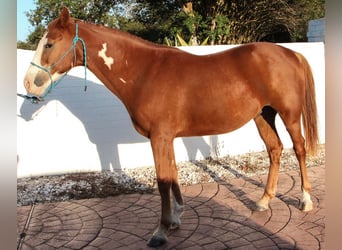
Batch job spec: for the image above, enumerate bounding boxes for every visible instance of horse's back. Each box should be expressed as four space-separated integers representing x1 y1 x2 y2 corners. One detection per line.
133 42 306 137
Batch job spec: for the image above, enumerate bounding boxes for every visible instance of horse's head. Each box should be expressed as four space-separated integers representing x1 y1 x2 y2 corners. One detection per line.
24 7 79 98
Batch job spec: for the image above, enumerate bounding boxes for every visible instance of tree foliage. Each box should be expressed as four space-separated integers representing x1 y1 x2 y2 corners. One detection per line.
290 0 325 41
155 0 325 44
27 0 119 26
17 0 325 49
18 0 121 48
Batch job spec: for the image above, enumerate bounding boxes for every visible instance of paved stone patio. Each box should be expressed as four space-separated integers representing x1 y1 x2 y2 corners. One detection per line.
17 165 325 249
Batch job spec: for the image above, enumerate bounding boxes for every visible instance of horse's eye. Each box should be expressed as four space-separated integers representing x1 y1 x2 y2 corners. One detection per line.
45 43 53 49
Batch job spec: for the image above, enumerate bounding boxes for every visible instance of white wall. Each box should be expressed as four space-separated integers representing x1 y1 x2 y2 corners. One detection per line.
17 43 325 177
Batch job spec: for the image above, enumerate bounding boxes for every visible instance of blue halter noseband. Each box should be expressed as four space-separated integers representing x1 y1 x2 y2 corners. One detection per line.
18 22 87 103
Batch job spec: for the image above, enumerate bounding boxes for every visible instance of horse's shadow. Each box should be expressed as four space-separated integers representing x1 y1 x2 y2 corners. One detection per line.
192 160 302 212
19 75 217 171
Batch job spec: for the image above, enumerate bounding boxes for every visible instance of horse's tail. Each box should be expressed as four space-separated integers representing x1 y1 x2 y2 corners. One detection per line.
299 53 319 156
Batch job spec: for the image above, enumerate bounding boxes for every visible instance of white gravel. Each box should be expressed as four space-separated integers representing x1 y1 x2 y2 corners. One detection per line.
17 145 325 206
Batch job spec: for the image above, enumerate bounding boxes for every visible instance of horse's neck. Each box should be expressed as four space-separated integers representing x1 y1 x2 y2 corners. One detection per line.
79 22 154 102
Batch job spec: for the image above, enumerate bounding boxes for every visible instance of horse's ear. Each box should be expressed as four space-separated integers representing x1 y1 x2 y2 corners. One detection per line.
59 6 70 27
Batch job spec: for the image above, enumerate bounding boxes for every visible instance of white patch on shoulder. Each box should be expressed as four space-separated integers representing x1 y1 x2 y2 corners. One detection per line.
119 77 127 84
98 43 114 70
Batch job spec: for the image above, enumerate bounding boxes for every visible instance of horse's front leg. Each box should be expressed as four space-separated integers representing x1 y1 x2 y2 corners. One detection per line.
171 182 185 229
147 134 183 247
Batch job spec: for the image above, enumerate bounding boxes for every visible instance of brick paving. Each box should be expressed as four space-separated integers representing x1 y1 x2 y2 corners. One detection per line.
17 165 325 249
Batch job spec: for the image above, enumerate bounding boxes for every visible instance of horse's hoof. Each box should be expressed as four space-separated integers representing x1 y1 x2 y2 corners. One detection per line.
301 190 313 212
255 200 269 211
147 236 167 248
170 222 180 230
255 205 269 212
170 216 182 230
301 201 313 212
255 199 269 212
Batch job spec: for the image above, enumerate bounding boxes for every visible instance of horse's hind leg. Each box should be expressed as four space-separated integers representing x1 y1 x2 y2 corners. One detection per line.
254 106 283 211
280 112 313 212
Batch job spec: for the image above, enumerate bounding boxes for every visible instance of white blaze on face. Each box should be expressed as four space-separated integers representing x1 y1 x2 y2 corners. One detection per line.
98 43 114 70
24 33 47 86
24 32 63 97
32 32 48 65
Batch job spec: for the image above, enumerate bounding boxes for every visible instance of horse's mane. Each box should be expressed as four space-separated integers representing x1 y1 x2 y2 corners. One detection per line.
74 19 177 52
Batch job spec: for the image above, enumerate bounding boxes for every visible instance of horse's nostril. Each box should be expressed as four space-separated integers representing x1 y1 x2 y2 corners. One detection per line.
34 76 44 87
24 79 30 90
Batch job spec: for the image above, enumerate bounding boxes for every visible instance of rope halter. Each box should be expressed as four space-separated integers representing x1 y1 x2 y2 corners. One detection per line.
18 22 87 103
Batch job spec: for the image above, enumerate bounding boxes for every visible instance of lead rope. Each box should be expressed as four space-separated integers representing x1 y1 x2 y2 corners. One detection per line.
17 22 87 103
73 23 88 92
17 202 35 250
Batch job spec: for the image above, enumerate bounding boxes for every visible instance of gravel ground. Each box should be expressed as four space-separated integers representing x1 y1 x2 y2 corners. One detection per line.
17 144 325 206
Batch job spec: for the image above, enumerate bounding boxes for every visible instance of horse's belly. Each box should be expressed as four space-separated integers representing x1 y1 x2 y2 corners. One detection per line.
178 101 261 137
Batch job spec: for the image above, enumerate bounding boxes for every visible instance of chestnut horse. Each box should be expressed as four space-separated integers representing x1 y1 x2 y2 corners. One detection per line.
23 7 318 247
